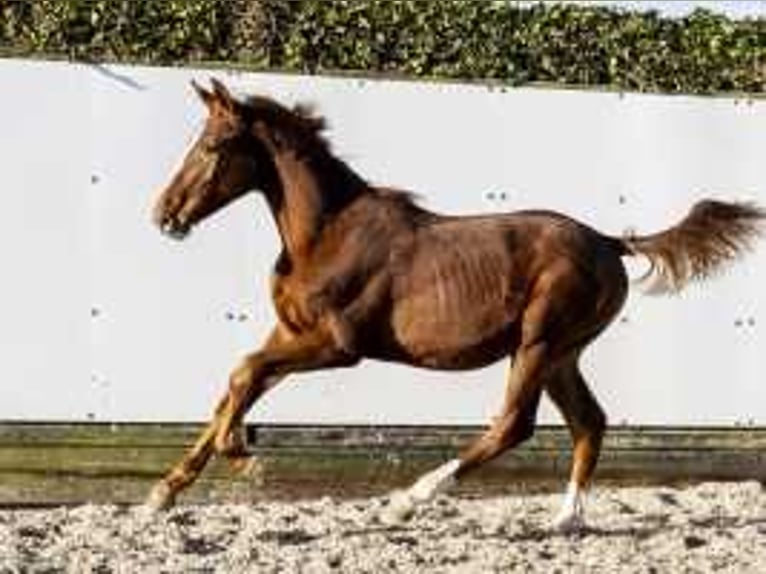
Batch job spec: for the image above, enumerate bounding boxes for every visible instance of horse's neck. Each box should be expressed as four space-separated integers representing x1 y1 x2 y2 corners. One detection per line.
265 149 365 261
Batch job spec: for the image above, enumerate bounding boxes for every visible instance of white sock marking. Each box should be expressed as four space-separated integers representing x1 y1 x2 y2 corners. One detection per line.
381 459 461 524
553 480 586 531
408 458 461 502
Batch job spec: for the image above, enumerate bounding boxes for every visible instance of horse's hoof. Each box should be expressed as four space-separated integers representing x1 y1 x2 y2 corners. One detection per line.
551 511 585 534
380 491 416 525
143 481 175 513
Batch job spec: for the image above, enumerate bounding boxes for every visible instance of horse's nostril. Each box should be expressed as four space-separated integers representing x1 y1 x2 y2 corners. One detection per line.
157 216 171 232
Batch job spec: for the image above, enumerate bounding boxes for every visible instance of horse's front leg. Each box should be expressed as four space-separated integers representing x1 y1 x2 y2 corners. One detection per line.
214 323 359 456
144 326 299 511
144 393 228 511
145 380 288 511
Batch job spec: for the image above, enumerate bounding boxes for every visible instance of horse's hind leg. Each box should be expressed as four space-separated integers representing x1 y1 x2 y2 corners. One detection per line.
545 357 607 531
382 340 548 523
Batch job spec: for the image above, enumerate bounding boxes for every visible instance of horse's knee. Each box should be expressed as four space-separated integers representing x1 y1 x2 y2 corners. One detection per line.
228 362 252 394
228 357 265 401
214 359 268 455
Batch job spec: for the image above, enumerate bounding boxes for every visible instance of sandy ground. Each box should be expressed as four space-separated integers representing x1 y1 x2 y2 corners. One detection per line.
0 481 763 573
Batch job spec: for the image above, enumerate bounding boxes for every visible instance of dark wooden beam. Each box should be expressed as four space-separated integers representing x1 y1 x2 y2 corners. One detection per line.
0 423 763 506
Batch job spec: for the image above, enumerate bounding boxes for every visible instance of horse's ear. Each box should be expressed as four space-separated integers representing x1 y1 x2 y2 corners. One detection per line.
293 102 327 133
210 77 237 114
191 79 215 110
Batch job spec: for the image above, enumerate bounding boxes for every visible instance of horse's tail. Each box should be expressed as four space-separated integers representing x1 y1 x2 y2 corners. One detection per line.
614 199 765 295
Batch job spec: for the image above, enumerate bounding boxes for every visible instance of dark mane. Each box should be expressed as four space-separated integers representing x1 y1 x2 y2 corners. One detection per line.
243 95 330 154
374 187 431 217
241 95 424 216
243 94 369 208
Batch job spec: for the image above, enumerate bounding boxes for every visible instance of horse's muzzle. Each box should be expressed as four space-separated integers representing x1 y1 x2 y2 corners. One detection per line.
157 217 191 240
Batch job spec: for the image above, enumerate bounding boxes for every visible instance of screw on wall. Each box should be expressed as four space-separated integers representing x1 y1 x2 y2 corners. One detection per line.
91 174 100 185
734 317 757 329
225 311 250 322
485 191 511 202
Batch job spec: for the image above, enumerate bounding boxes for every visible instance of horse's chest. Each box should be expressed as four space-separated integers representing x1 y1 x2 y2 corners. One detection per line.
271 276 319 334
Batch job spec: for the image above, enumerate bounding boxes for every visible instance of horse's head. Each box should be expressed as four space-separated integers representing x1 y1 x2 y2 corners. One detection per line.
153 79 268 239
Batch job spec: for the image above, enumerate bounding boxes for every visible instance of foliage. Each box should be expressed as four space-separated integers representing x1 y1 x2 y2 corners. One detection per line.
0 0 234 62
1 0 764 94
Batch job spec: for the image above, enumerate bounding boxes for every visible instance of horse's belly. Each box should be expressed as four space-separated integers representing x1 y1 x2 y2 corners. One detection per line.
385 236 526 369
388 304 519 370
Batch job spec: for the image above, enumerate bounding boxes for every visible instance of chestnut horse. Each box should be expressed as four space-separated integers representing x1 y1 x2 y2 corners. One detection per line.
148 79 763 530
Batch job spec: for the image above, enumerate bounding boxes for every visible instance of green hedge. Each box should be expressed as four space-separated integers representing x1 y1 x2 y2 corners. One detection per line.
0 0 235 62
1 0 764 94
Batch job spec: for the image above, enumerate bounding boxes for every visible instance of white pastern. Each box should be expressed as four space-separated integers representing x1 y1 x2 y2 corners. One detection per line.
381 459 461 524
552 480 586 532
409 458 461 502
142 481 174 514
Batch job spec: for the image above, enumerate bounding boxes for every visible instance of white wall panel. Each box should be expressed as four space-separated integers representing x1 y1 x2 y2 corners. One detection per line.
0 61 91 419
1 59 764 425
